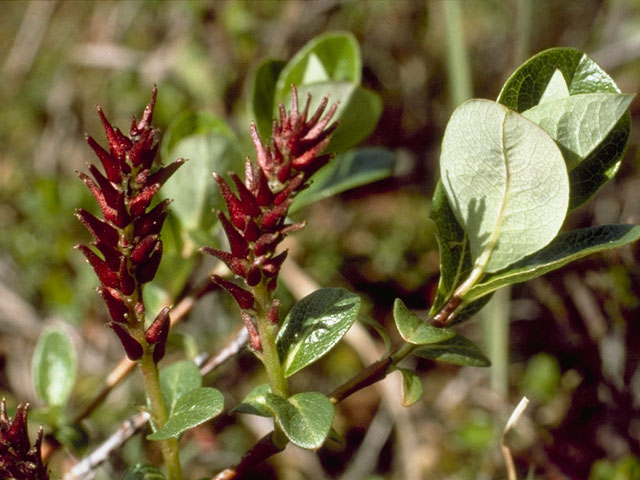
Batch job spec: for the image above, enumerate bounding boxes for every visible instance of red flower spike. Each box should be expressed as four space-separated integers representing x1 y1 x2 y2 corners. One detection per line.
267 299 280 325
267 276 278 292
134 199 170 238
254 232 281 257
246 266 262 287
131 86 157 137
127 127 155 168
95 242 121 271
276 160 292 184
119 257 136 296
241 311 262 352
129 183 161 217
274 173 305 206
76 244 120 289
217 212 249 258
280 221 306 236
136 243 163 284
75 209 119 247
146 159 185 189
96 106 132 165
213 173 246 230
108 323 143 360
251 161 273 206
211 275 254 310
201 246 248 277
250 123 274 179
86 135 122 183
146 306 170 363
243 219 260 242
131 235 159 264
295 153 332 177
262 250 288 277
260 199 292 231
230 173 260 217
88 164 120 209
244 158 257 192
290 136 332 169
98 286 129 324
0 400 50 480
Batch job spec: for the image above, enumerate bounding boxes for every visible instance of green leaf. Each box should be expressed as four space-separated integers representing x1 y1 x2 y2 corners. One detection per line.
232 384 272 418
263 392 334 449
522 93 633 170
122 464 166 480
249 58 286 140
275 32 361 102
440 99 569 273
399 368 423 407
291 148 395 212
277 288 361 377
161 113 244 236
147 387 224 440
32 328 77 406
280 82 382 154
498 47 631 209
158 360 202 416
413 335 491 367
393 298 456 345
465 224 640 302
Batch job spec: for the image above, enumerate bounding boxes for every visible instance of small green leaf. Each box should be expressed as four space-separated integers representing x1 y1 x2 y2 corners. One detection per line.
249 58 286 140
440 99 569 273
147 387 224 440
275 31 361 102
393 298 456 345
413 335 490 367
263 392 334 449
465 224 640 302
122 463 166 480
161 114 244 236
32 328 77 406
280 82 382 154
498 47 631 209
522 93 633 170
158 360 201 416
277 288 361 377
232 384 272 418
399 368 423 407
291 148 395 212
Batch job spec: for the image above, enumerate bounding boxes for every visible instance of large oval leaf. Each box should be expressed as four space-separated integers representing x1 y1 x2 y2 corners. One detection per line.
32 328 77 406
498 47 631 209
263 392 334 450
440 99 569 273
277 288 361 377
275 31 361 103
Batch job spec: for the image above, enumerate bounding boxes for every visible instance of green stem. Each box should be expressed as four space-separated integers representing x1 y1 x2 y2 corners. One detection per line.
253 284 289 399
138 350 183 480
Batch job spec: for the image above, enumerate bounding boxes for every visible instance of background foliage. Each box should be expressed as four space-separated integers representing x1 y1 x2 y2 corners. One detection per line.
1 1 640 479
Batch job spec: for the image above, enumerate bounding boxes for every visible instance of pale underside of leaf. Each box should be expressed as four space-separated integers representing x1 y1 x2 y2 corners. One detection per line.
441 99 569 273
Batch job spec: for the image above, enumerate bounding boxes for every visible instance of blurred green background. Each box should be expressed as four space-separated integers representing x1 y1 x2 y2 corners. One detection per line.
1 1 640 479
